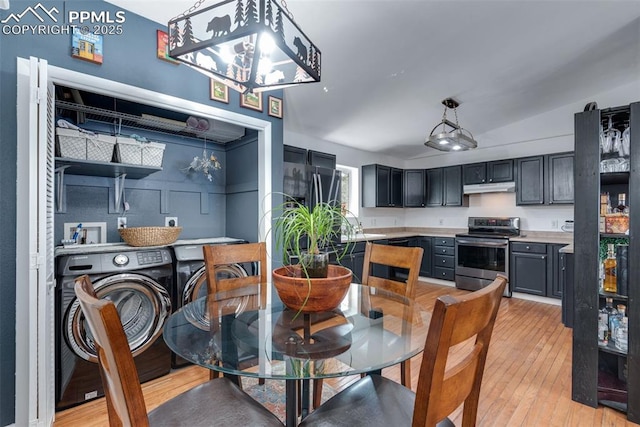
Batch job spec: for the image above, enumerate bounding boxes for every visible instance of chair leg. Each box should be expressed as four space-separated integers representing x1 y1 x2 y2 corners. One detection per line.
401 359 411 389
313 379 323 409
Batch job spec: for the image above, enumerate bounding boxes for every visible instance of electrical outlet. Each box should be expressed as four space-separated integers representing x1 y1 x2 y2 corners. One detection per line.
551 219 559 229
439 218 444 225
165 217 178 227
117 217 127 228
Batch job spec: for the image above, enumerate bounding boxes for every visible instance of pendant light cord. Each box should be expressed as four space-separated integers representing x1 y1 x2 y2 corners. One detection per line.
172 0 206 21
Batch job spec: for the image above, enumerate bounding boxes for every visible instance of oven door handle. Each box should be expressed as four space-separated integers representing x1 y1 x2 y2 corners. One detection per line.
456 239 508 248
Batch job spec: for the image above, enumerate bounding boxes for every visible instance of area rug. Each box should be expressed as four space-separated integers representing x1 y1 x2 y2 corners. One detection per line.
241 378 336 423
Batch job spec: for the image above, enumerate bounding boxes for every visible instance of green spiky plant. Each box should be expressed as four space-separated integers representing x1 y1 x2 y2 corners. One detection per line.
273 197 357 278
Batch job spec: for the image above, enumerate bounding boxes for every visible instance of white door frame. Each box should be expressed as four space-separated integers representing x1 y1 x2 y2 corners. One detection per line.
15 56 273 426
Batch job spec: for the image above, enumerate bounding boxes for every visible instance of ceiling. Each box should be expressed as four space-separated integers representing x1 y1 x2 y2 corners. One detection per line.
107 0 640 160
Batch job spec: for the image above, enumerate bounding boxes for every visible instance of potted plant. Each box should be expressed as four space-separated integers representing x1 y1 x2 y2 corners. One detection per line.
270 197 358 312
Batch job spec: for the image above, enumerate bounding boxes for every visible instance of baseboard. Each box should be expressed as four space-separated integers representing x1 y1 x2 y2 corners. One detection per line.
418 276 562 307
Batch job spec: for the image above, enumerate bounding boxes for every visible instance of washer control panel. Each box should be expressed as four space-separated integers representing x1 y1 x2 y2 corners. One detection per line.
137 251 166 266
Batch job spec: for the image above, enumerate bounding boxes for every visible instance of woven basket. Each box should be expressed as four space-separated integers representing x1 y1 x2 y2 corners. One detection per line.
118 226 182 247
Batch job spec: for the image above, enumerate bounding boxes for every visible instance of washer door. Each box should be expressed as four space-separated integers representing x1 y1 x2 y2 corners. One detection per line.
182 264 248 306
65 273 171 362
182 264 249 329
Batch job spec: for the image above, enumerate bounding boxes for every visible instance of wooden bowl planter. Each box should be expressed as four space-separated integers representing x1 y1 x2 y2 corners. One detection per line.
272 265 353 313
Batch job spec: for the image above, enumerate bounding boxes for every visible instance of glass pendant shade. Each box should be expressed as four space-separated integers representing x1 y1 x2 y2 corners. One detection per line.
424 98 478 152
168 0 321 93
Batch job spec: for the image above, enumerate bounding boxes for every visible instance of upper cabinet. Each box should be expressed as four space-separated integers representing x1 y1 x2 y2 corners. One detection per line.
427 166 468 207
362 164 403 207
463 160 514 185
404 169 426 207
283 145 337 169
284 144 307 163
547 152 575 204
516 153 574 205
308 150 337 169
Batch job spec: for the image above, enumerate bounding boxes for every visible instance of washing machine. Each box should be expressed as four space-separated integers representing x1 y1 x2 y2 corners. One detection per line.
55 246 173 410
171 237 252 368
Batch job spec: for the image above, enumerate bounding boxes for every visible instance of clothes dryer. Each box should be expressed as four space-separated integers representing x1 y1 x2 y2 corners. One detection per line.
171 237 251 368
55 246 173 410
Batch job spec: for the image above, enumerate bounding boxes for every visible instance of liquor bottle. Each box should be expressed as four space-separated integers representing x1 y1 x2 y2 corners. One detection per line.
616 193 628 214
603 244 617 293
615 317 629 352
603 297 617 343
609 304 626 344
598 309 609 346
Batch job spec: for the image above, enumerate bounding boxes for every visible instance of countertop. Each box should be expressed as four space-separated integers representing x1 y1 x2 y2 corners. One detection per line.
342 227 574 250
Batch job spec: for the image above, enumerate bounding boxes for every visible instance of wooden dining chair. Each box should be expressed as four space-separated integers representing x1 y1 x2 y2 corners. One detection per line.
203 241 268 383
73 274 283 427
300 274 507 427
312 241 423 408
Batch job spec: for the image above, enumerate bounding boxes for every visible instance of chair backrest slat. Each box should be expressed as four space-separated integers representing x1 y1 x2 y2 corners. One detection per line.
74 275 150 427
412 275 507 427
361 242 423 298
203 242 268 307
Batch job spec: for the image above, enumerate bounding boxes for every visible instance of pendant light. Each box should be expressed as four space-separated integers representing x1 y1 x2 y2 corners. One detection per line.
168 0 321 94
425 98 478 151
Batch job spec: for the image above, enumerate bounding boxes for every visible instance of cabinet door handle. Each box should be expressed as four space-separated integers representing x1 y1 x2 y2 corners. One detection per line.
442 259 446 263
526 246 530 250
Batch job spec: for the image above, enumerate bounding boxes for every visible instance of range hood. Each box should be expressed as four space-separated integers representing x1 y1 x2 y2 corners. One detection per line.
463 181 516 194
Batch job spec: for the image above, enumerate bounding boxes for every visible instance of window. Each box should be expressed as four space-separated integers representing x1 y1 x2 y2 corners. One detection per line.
337 164 359 218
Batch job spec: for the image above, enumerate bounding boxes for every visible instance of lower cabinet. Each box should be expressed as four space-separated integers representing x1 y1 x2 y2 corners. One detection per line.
415 237 433 277
560 252 574 328
333 241 366 283
510 241 565 299
433 237 455 281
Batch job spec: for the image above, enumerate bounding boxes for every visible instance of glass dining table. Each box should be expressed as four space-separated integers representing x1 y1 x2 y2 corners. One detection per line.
163 283 431 427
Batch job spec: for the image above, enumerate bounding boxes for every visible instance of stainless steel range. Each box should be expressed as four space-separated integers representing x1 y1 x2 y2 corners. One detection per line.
455 217 520 297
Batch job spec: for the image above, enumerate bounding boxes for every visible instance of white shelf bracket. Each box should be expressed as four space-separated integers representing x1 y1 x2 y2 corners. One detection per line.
54 165 71 213
114 173 127 213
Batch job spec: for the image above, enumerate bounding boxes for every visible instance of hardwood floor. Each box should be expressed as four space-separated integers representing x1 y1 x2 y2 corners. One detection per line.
54 280 637 426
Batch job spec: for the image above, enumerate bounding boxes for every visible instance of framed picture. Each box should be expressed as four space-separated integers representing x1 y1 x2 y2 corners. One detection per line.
268 96 283 119
157 30 179 64
240 92 263 112
210 79 229 103
71 28 103 64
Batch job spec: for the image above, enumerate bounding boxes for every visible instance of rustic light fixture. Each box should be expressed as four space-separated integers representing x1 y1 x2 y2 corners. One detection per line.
425 98 478 151
168 0 321 94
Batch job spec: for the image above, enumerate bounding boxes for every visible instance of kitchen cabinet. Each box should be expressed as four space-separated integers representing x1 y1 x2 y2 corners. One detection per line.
547 152 575 204
426 168 443 207
308 150 336 169
426 166 468 207
284 145 307 163
415 237 433 277
560 251 574 328
549 243 567 298
433 237 455 281
516 153 574 205
573 102 639 421
334 241 366 284
284 146 336 169
463 160 513 185
516 156 545 205
404 169 426 207
510 242 550 296
361 164 403 207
